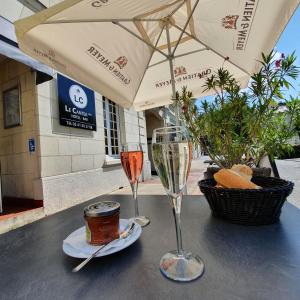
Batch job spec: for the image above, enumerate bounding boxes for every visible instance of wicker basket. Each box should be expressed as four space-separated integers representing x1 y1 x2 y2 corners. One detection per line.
198 176 294 225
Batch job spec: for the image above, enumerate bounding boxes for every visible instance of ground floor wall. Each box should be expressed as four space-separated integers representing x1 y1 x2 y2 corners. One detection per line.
0 62 151 215
0 58 40 200
35 77 151 215
41 166 128 214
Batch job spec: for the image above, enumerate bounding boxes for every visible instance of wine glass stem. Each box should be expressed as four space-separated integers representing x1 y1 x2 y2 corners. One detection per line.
172 194 184 255
131 182 139 218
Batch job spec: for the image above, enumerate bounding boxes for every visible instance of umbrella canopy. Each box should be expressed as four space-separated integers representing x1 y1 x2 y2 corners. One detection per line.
15 0 299 112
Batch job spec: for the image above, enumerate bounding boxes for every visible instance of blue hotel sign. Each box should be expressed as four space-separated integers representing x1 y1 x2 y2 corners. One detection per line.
57 74 96 131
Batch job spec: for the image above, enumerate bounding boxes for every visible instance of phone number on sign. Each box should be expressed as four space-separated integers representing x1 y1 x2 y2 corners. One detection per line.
65 120 94 130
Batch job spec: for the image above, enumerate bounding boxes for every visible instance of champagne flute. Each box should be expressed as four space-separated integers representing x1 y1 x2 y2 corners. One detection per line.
120 143 150 227
152 126 204 282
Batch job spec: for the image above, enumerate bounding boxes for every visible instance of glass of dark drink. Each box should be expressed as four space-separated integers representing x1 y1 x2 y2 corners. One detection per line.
120 143 150 227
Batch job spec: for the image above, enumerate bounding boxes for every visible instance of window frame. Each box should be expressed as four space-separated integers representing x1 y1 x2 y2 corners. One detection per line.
102 96 121 158
3 84 22 129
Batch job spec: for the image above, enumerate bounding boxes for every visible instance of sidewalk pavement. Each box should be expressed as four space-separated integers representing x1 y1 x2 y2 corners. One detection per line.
111 157 300 209
276 158 300 209
110 158 207 196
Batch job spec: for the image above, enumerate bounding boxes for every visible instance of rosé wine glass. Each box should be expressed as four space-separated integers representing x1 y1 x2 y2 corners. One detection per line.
120 143 150 227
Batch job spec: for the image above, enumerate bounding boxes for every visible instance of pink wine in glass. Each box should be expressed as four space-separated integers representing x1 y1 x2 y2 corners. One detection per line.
120 143 150 227
120 150 143 184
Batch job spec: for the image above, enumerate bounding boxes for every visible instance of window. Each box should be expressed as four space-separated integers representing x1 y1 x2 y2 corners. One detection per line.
102 97 120 157
3 85 22 128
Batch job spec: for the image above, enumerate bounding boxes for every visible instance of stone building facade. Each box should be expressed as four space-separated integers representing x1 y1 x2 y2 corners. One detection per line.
0 0 151 215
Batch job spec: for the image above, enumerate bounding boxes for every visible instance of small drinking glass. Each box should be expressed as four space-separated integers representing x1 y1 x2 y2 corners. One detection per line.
152 126 204 281
120 143 150 227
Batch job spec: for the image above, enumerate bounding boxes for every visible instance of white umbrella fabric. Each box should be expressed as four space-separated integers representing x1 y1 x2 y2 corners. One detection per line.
14 0 299 117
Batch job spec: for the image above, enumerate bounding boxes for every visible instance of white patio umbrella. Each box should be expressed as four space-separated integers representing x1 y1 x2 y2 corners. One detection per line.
14 0 299 122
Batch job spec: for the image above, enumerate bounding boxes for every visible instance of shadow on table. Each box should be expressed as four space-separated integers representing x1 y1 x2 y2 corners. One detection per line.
187 205 300 299
200 206 300 281
59 240 142 298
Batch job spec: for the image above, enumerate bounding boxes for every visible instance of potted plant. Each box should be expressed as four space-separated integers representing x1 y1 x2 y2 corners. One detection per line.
175 51 299 178
174 52 299 225
277 97 300 159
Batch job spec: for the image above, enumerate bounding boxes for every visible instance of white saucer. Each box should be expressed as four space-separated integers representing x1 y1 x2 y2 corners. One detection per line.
63 219 142 258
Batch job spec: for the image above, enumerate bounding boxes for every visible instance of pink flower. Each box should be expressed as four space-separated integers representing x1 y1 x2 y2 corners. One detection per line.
182 105 188 113
275 60 281 68
281 53 285 59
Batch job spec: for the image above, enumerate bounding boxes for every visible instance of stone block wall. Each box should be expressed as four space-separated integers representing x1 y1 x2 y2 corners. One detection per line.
0 59 40 199
0 1 152 215
37 78 105 178
37 77 151 214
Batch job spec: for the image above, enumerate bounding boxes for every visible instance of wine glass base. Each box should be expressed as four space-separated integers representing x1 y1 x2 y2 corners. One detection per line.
134 216 150 227
160 250 204 282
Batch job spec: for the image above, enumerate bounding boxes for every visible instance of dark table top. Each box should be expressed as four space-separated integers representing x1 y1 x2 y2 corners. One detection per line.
1 195 300 300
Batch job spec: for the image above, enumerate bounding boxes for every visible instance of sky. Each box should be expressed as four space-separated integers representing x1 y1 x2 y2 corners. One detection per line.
275 5 300 97
196 6 300 105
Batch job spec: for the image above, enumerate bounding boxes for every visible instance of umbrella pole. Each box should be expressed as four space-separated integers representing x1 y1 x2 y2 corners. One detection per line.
166 24 180 126
168 57 180 126
166 23 187 195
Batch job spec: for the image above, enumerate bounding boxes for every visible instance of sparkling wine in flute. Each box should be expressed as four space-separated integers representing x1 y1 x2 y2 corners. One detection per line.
120 151 143 184
152 141 190 199
152 126 204 282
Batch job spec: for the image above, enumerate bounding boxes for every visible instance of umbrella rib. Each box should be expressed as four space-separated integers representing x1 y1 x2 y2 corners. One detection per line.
172 0 200 56
42 18 162 25
113 21 168 59
131 24 166 105
173 24 251 76
147 47 208 69
148 59 168 69
174 47 208 59
134 0 184 19
168 0 186 18
186 0 196 37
